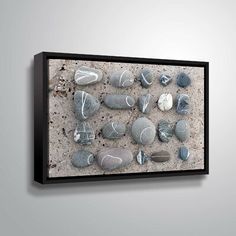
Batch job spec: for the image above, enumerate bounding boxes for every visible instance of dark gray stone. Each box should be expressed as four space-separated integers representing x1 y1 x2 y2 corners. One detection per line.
176 73 191 88
97 148 133 171
131 117 156 145
158 120 174 142
110 70 134 88
179 146 190 161
136 150 150 165
74 66 103 85
176 94 190 115
138 94 153 114
102 122 126 139
74 122 95 145
74 91 100 120
159 74 172 86
139 68 153 88
104 94 135 109
71 150 94 168
175 120 190 142
151 151 170 162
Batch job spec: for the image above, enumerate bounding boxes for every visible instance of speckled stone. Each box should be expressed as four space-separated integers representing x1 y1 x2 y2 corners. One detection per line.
131 117 156 145
74 91 100 120
179 146 190 161
176 73 191 88
110 70 134 88
176 94 190 115
138 94 153 114
71 150 95 168
104 94 135 109
159 74 172 86
175 120 190 142
74 122 95 145
151 150 170 162
136 150 150 165
158 93 173 111
97 148 133 171
139 68 153 88
102 122 126 139
74 66 103 85
157 120 174 142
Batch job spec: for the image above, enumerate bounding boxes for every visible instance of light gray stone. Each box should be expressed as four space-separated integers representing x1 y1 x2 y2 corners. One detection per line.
71 150 94 168
175 120 190 142
131 117 156 145
158 93 173 111
104 94 135 109
157 120 174 142
179 146 190 161
176 94 190 115
102 122 126 139
110 70 134 88
74 122 95 145
138 94 153 114
159 74 172 86
139 68 153 88
74 66 103 85
74 90 100 120
97 148 133 171
151 150 170 162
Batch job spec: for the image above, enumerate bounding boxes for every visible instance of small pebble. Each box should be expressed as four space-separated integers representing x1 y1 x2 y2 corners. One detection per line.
176 94 190 115
176 72 191 88
159 74 172 86
179 146 190 161
158 93 173 111
110 70 134 88
102 122 126 139
139 68 153 88
71 150 94 168
136 150 150 165
74 122 95 145
175 120 190 142
138 94 153 114
151 151 170 162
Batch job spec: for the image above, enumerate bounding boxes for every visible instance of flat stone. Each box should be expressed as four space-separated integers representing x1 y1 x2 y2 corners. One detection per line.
102 122 126 139
74 122 95 145
139 68 153 88
74 66 103 85
157 120 174 142
179 146 190 161
151 150 170 162
131 117 156 145
159 74 172 86
138 94 153 114
136 150 150 165
97 148 133 171
177 72 191 88
104 94 135 109
176 94 190 115
71 150 94 168
74 91 100 120
158 93 173 111
175 120 190 142
110 70 134 88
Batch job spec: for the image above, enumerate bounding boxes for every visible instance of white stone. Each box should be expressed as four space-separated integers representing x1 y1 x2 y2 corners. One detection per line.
158 93 173 111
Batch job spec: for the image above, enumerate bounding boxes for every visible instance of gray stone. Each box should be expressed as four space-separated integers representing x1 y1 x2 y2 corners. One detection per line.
136 150 150 165
74 91 100 120
175 120 190 142
159 74 172 86
151 150 170 162
110 70 134 88
104 94 135 109
139 68 153 88
71 150 94 168
97 148 133 171
158 93 173 111
179 146 190 161
74 66 103 85
157 120 174 142
176 72 191 88
138 94 153 114
131 117 156 145
102 122 126 139
176 94 190 115
74 122 95 145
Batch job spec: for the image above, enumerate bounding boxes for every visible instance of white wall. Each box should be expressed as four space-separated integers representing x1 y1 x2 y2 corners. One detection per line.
1 0 236 235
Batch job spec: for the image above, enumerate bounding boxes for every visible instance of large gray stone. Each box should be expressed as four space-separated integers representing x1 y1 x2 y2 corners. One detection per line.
157 120 174 142
104 94 135 109
71 150 94 168
102 122 126 139
175 120 190 142
74 91 100 120
97 148 133 171
74 122 95 145
74 66 103 85
151 150 170 162
110 70 134 88
131 117 156 145
139 68 153 88
138 94 153 114
176 94 190 115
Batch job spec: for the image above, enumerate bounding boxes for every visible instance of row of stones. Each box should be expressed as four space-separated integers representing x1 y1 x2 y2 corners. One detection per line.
71 147 190 171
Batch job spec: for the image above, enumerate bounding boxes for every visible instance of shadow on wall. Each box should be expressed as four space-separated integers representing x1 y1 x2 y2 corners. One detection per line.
27 58 206 197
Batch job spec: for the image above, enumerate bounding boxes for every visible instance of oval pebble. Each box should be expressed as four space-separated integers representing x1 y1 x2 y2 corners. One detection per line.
157 120 174 142
71 150 94 168
176 94 190 115
74 66 103 85
102 122 126 139
136 150 150 165
138 94 153 114
175 120 190 142
158 93 173 111
110 70 134 88
97 148 133 171
74 122 95 145
176 72 191 88
179 146 190 161
104 94 135 109
151 151 170 162
139 68 153 88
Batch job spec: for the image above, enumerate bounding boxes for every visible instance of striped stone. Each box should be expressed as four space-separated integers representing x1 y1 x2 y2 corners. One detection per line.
102 122 126 139
110 70 134 88
151 150 170 162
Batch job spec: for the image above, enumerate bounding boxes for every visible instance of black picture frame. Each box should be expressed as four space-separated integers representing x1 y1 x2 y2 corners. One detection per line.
34 52 209 184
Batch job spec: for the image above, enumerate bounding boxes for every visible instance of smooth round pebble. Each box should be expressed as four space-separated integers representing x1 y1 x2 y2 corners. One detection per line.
175 120 190 142
179 146 190 161
139 68 153 88
176 72 191 88
71 150 94 168
104 94 135 109
74 122 95 145
157 120 174 142
159 74 172 86
138 94 153 114
151 151 170 162
102 122 126 139
136 150 150 165
110 70 134 88
158 93 173 111
176 94 190 115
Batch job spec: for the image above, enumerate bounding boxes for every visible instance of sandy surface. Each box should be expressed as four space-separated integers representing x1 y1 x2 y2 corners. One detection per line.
48 59 204 178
